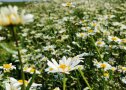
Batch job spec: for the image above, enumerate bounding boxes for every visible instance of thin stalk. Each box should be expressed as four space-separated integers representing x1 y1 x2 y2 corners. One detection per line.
12 26 25 90
75 71 81 90
90 36 103 62
63 74 67 90
78 68 92 90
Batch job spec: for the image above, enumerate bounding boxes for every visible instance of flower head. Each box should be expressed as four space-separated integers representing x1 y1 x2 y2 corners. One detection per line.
23 67 40 74
95 40 105 47
45 55 83 74
108 36 121 43
95 61 112 71
62 2 75 7
5 77 42 90
0 5 33 26
0 63 16 72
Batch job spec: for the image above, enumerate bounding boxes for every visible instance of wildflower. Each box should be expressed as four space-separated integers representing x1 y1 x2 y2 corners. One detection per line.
95 40 105 47
61 35 69 41
103 72 109 79
62 2 75 7
53 87 60 90
90 21 97 27
0 63 16 72
23 67 40 74
95 62 112 71
121 39 126 43
120 24 126 30
0 5 33 26
121 77 126 84
87 29 96 35
45 55 82 74
76 32 87 39
0 36 5 41
5 77 42 90
120 66 126 73
108 36 121 43
102 31 110 36
112 22 121 26
43 45 56 51
111 67 116 71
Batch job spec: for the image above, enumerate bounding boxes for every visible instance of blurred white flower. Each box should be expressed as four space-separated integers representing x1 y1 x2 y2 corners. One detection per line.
76 32 88 39
23 67 40 74
53 87 60 90
0 5 33 26
5 77 42 90
62 2 75 7
121 77 126 84
95 62 112 71
108 36 121 43
43 45 56 51
103 72 109 80
0 36 5 41
95 40 105 47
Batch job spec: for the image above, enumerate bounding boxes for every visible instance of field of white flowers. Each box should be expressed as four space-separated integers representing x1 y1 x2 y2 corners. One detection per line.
0 0 126 90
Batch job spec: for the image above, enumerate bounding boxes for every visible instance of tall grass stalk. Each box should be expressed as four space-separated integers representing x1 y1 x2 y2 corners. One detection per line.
12 26 25 90
78 68 93 90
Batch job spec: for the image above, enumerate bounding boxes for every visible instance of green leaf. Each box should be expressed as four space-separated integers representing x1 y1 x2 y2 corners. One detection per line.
26 71 36 90
0 43 17 54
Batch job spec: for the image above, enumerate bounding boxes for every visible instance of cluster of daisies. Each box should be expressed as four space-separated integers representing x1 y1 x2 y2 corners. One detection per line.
0 0 126 90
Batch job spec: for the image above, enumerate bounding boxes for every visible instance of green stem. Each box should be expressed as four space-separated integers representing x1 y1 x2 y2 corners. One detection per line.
90 36 103 62
63 74 67 90
75 71 81 90
12 26 25 90
78 68 92 90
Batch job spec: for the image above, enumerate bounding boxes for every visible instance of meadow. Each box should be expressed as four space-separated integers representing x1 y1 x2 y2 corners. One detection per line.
0 0 126 90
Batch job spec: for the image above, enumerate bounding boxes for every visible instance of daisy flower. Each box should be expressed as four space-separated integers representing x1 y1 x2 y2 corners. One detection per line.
45 55 83 74
23 67 40 74
43 45 56 51
121 77 126 84
108 36 121 43
53 87 60 90
5 77 42 90
76 32 88 39
0 63 16 72
95 62 112 71
61 2 75 7
103 72 109 79
121 39 126 43
95 40 105 47
0 36 5 41
0 5 33 26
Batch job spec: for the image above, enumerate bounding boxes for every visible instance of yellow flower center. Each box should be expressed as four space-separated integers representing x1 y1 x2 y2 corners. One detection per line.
111 67 116 71
80 33 85 37
104 72 109 77
93 23 97 26
88 30 93 33
100 64 107 68
122 39 126 43
97 41 102 45
122 67 126 71
59 64 67 70
30 68 35 73
3 64 12 69
111 37 117 41
8 14 21 25
49 68 53 71
66 2 72 7
18 80 28 86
